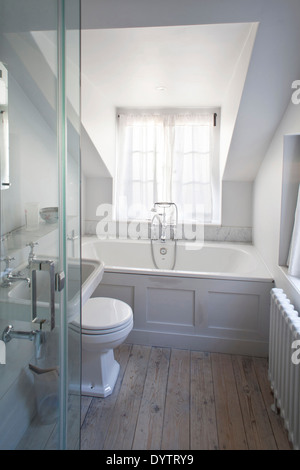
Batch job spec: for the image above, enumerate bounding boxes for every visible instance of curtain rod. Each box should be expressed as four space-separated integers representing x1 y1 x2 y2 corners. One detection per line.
118 112 218 126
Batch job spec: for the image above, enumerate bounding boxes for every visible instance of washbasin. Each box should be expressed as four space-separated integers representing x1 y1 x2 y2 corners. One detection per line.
7 258 104 321
81 258 104 304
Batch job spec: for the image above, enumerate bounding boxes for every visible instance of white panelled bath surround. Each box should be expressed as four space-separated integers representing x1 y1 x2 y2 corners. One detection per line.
82 237 274 357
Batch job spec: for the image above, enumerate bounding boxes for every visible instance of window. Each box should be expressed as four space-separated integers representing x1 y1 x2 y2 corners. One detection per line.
115 110 219 223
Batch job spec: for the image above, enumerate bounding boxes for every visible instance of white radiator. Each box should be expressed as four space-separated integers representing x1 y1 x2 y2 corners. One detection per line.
269 288 300 449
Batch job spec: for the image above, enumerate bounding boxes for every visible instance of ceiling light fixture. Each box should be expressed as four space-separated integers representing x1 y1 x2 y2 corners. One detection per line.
155 85 166 92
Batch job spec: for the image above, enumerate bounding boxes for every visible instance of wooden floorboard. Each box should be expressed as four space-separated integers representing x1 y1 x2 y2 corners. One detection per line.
80 343 132 450
161 348 190 450
102 344 151 450
132 347 170 450
190 351 218 450
252 356 292 450
211 352 248 450
80 343 292 451
232 355 277 450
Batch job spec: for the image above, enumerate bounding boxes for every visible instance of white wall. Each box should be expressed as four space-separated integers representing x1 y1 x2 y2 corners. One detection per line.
81 72 116 178
82 153 254 236
1 76 58 234
253 98 300 310
0 72 81 238
222 181 252 227
220 23 258 180
80 0 300 241
84 176 112 224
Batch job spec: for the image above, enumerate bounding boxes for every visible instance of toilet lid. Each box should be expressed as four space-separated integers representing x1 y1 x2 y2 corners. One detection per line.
75 297 133 331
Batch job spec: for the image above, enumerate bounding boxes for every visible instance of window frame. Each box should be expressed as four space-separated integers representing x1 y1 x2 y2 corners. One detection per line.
114 108 221 225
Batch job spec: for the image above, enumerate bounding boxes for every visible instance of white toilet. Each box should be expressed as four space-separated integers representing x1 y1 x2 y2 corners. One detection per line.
70 297 133 397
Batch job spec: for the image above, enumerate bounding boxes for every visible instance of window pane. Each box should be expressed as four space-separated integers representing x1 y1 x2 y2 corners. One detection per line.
116 112 215 222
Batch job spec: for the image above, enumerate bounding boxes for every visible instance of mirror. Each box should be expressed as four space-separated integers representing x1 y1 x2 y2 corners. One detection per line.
0 61 9 190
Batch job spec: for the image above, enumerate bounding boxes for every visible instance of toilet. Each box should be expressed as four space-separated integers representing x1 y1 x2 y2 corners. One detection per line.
70 297 133 397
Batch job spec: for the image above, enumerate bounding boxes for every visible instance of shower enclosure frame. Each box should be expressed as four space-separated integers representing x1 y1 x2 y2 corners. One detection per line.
0 0 82 450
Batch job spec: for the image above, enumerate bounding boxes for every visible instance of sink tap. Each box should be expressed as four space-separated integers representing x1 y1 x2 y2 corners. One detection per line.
1 256 30 287
1 272 31 288
1 255 14 274
26 241 38 269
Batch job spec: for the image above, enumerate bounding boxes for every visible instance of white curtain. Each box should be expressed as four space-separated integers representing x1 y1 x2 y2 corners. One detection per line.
115 112 214 222
288 184 300 277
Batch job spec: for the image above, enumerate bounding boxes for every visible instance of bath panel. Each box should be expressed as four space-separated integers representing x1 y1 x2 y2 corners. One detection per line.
83 237 274 356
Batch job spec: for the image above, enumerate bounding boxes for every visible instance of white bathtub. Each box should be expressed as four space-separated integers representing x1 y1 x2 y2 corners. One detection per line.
82 237 274 356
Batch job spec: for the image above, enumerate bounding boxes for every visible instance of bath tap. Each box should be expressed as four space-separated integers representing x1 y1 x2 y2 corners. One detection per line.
151 213 165 242
151 202 178 242
150 202 178 270
161 218 168 242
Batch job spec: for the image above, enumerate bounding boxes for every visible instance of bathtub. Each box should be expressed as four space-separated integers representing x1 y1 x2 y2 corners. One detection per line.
82 237 274 357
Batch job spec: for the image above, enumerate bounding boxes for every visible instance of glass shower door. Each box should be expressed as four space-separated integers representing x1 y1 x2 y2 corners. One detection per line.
0 0 81 450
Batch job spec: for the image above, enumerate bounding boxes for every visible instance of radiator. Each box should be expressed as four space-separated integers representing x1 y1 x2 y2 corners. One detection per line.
269 288 300 449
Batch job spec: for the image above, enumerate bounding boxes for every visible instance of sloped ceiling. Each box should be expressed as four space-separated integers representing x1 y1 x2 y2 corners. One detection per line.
81 0 300 182
81 22 256 179
82 23 252 108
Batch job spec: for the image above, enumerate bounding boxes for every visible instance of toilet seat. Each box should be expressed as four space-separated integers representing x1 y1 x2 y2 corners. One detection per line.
71 297 133 335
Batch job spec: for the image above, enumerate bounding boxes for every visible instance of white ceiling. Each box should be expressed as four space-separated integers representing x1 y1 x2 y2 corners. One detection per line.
5 0 300 184
82 23 253 108
81 0 300 182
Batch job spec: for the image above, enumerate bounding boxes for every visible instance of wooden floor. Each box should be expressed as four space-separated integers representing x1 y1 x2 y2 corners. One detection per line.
80 343 292 451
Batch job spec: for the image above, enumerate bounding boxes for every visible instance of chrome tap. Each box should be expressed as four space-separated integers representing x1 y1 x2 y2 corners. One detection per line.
2 325 45 359
26 241 38 268
2 272 31 287
67 230 79 257
150 202 178 270
150 210 169 242
67 229 78 242
161 213 168 242
1 255 14 273
1 256 30 287
151 213 165 242
150 202 178 242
